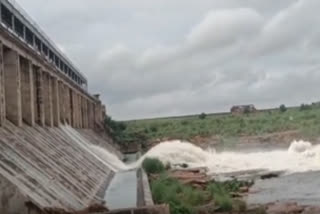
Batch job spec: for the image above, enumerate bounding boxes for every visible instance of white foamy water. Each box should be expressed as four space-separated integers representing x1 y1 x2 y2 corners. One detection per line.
136 140 320 175
61 125 127 171
59 125 320 175
89 145 128 171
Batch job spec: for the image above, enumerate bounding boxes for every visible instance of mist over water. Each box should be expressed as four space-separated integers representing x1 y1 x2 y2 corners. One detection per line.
137 140 320 175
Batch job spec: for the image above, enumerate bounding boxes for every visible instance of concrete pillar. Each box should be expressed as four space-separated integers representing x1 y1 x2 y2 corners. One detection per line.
43 72 53 127
72 91 77 128
52 77 60 127
81 97 84 128
58 81 65 124
88 100 92 129
0 43 6 126
74 92 78 128
92 102 96 128
95 102 103 125
93 103 97 128
75 94 79 128
102 105 106 122
78 94 82 128
85 99 89 129
82 97 88 129
3 48 22 126
33 66 45 126
70 89 76 127
87 100 92 129
20 57 35 126
65 85 71 125
66 86 72 125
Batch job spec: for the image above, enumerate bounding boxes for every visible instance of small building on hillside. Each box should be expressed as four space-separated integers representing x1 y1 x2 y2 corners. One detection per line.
231 105 257 115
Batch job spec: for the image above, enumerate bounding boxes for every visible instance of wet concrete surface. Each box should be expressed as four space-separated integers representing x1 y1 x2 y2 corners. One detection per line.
247 171 320 206
124 153 140 164
104 170 138 210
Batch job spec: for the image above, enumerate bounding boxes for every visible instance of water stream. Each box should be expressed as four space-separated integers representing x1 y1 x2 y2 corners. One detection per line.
135 140 320 175
104 170 138 210
90 138 320 207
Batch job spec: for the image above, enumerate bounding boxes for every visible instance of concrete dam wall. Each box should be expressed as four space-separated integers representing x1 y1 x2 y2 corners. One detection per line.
0 121 121 213
0 1 157 214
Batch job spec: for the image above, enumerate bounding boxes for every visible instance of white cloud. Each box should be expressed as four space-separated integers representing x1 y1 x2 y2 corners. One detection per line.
251 0 320 56
16 0 320 120
187 8 263 50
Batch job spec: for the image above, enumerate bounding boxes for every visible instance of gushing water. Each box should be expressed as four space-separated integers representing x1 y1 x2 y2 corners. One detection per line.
61 123 320 175
89 145 128 171
61 125 127 171
136 140 320 175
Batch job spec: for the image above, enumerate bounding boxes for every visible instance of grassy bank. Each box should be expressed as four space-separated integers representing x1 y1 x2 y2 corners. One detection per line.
122 105 320 142
143 158 259 214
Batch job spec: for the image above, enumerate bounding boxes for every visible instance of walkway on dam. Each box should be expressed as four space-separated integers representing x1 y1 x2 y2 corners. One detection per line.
104 169 138 210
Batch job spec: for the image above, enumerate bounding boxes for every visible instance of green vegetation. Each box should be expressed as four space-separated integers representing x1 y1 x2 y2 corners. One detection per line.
199 112 207 120
141 157 254 213
279 104 287 113
150 172 249 214
104 115 148 146
142 158 165 174
300 103 312 111
122 105 320 141
207 183 233 211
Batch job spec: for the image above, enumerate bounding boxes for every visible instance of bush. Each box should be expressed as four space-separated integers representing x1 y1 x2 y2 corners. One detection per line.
300 104 312 111
279 104 287 113
104 116 126 132
181 120 189 126
150 126 158 133
151 174 202 214
207 183 233 212
181 186 206 206
215 194 233 212
142 158 165 174
199 112 207 119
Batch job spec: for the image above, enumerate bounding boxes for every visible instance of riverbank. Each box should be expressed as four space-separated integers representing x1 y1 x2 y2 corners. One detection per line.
137 139 320 213
142 157 320 214
120 105 320 151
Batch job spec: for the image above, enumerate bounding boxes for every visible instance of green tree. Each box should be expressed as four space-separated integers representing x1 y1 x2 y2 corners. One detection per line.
199 112 207 119
279 104 287 113
300 103 312 111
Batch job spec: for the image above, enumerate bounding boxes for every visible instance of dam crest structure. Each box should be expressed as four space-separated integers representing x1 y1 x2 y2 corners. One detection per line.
0 1 160 213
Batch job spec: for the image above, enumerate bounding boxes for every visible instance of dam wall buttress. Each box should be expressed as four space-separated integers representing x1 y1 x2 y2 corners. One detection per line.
0 30 105 129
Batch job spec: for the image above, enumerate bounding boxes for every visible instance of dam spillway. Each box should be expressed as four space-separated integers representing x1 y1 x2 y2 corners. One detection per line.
0 0 160 213
0 121 118 212
0 119 156 213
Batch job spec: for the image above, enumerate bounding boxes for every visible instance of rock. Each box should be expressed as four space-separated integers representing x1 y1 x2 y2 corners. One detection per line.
42 203 109 214
230 192 243 198
302 206 320 214
181 163 189 168
169 169 209 186
75 203 109 214
245 205 268 214
194 203 216 214
260 172 280 180
266 202 304 214
239 186 249 193
232 199 247 212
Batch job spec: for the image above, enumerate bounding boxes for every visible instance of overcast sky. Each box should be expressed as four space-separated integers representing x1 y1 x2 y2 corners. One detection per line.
15 0 320 120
